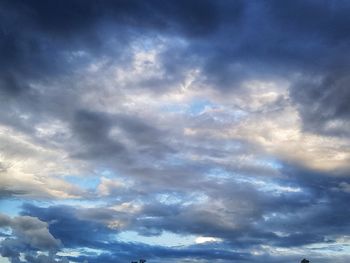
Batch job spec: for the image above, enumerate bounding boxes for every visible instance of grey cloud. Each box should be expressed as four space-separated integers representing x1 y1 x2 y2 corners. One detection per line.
0 239 23 263
0 214 60 251
128 166 350 249
71 110 126 159
0 213 63 263
20 193 350 262
70 109 174 162
291 71 350 136
1 0 350 139
22 164 348 251
0 213 12 226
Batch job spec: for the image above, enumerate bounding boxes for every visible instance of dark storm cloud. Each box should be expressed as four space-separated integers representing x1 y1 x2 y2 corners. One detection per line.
0 0 346 77
0 0 226 89
1 0 223 37
1 0 350 133
0 0 234 100
154 0 350 134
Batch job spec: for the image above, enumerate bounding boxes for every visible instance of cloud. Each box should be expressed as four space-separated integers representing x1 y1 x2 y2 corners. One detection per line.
24 253 69 263
0 213 64 263
0 214 60 250
291 72 350 137
195 236 222 244
1 1 350 262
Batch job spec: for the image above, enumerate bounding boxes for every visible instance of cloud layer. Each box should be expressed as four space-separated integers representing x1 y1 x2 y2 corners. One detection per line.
1 1 350 262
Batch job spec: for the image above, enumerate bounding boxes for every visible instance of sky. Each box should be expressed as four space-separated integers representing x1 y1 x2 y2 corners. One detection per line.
1 0 350 262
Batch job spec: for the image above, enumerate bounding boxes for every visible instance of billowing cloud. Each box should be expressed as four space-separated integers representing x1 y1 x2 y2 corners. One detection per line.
0 213 65 263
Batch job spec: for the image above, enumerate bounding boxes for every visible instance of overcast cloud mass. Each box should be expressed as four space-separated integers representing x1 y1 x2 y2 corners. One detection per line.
1 1 350 262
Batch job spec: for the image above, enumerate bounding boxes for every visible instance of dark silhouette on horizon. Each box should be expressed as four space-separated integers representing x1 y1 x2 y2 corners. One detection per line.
131 259 310 263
